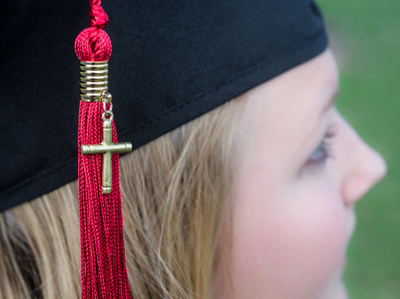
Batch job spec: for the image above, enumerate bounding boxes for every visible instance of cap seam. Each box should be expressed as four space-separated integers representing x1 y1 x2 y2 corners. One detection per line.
0 156 77 198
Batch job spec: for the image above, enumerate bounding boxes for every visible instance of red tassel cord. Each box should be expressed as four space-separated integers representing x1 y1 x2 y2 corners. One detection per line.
75 1 131 298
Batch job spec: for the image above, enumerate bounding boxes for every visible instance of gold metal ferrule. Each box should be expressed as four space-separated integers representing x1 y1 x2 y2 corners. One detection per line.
80 61 108 102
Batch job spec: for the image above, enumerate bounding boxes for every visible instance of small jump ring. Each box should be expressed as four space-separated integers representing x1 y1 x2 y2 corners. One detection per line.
102 111 114 122
101 90 112 103
103 101 113 113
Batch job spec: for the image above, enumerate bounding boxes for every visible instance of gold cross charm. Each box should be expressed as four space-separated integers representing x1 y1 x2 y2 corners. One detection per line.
81 116 132 194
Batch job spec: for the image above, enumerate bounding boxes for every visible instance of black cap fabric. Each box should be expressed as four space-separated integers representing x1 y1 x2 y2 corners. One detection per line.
0 0 328 212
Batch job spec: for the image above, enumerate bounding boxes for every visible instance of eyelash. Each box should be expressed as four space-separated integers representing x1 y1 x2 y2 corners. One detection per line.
305 127 337 169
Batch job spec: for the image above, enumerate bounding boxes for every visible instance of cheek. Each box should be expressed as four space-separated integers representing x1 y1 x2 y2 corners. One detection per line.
228 180 348 298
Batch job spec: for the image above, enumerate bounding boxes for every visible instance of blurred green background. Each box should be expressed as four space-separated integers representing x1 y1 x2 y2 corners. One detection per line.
317 0 400 298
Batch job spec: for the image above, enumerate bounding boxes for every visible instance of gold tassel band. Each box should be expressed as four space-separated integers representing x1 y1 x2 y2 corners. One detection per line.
80 61 109 102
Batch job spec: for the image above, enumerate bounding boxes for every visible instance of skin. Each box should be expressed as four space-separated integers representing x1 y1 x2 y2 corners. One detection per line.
212 48 387 299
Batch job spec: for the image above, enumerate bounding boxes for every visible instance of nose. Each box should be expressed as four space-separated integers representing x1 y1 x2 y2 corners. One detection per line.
341 126 387 206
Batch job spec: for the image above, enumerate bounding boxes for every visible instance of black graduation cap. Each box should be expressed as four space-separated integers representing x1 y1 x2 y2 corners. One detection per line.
0 0 328 212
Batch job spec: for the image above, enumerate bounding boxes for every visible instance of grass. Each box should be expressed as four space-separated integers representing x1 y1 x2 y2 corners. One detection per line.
317 0 400 298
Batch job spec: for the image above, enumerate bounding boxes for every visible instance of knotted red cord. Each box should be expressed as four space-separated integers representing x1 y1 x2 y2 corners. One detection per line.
75 1 131 298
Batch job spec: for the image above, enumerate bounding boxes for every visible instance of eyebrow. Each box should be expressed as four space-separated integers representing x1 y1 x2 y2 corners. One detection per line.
320 87 339 116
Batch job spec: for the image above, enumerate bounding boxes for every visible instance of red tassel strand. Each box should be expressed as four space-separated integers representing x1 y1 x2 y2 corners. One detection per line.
75 1 131 298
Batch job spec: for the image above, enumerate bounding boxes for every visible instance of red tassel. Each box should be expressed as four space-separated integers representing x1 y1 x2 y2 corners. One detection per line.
75 1 131 298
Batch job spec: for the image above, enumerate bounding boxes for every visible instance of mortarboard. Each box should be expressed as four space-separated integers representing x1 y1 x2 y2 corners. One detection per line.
0 0 328 297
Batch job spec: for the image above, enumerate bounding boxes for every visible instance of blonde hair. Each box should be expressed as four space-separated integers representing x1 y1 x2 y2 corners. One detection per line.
0 96 247 299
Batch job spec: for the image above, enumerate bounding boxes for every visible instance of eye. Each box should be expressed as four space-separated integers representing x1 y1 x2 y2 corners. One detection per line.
304 127 337 170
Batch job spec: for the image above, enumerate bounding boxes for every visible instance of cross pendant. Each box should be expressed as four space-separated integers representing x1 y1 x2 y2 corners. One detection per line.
81 117 132 194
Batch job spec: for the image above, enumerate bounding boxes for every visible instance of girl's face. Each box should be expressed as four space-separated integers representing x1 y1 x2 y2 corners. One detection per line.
212 49 387 299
